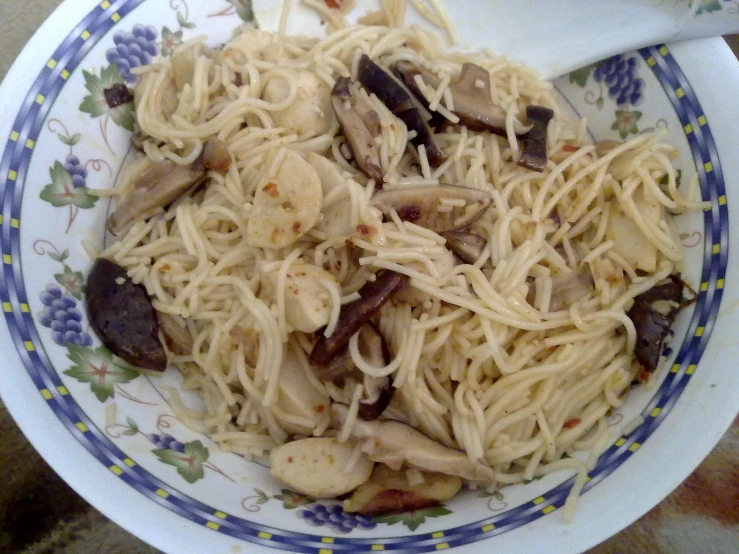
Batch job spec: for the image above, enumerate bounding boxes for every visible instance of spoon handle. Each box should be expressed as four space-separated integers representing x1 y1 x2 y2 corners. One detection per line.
457 1 739 79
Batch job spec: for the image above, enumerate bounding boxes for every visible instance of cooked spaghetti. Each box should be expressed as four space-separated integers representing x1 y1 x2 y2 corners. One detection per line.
95 0 704 520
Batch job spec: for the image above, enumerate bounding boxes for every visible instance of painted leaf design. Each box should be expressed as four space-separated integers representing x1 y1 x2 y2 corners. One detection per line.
695 0 722 15
273 489 314 509
611 110 642 139
569 66 591 88
59 133 81 146
48 249 70 263
373 505 452 531
54 265 84 299
39 161 98 209
153 440 210 483
228 0 255 22
254 488 270 505
123 416 139 436
79 65 135 131
63 345 140 402
160 26 184 57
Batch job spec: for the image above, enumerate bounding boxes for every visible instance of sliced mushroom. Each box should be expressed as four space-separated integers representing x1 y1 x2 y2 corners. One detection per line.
595 139 622 158
343 464 462 516
333 404 495 483
393 61 447 131
398 61 531 137
627 274 686 373
548 266 595 312
357 55 444 167
373 185 492 234
310 271 408 369
201 137 231 172
107 160 206 235
331 77 383 181
355 323 395 421
157 312 192 355
270 437 374 498
519 105 554 173
441 231 487 264
86 258 167 371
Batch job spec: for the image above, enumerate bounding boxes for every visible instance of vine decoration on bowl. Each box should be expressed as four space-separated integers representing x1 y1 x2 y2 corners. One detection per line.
568 54 647 139
210 0 256 21
105 413 235 484
33 239 152 403
240 484 455 534
39 120 109 232
692 0 739 15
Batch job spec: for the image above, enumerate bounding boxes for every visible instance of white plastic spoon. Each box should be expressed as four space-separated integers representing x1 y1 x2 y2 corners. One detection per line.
252 0 739 79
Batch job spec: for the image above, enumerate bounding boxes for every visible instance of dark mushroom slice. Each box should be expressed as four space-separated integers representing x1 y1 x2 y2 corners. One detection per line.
518 105 554 173
331 76 383 182
627 274 687 373
548 266 595 312
355 323 394 421
107 159 206 235
344 464 462 517
201 136 232 172
310 270 408 369
103 83 134 109
441 230 487 264
357 55 444 168
393 61 447 131
373 184 492 234
86 258 167 371
398 61 532 137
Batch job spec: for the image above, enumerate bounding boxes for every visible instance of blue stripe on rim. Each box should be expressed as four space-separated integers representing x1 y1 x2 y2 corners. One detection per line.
0 2 729 550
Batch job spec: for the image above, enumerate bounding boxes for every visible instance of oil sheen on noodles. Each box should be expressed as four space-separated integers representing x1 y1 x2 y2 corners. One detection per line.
100 0 703 521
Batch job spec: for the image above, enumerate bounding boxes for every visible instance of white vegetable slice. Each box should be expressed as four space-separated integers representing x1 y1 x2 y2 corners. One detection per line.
607 188 662 273
263 71 333 140
267 263 337 333
270 438 374 498
275 346 330 435
246 150 323 249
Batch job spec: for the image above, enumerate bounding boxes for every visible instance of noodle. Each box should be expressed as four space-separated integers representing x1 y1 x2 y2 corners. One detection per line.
101 6 703 519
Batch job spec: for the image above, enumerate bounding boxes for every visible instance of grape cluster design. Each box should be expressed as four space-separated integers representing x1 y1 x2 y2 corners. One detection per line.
297 504 376 533
37 284 93 347
64 155 88 188
106 24 159 84
148 433 186 453
593 55 645 108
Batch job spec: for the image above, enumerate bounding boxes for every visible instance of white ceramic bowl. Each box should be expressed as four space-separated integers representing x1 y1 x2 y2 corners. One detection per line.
0 1 737 552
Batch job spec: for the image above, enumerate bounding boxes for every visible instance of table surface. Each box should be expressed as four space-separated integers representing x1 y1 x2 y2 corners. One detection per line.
0 1 737 553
